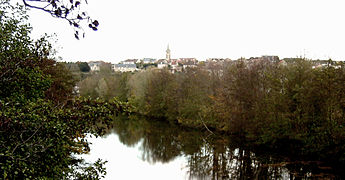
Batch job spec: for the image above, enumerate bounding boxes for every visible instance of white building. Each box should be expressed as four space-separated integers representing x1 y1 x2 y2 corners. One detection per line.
88 61 103 71
112 64 137 72
158 62 168 69
123 59 138 64
142 58 156 64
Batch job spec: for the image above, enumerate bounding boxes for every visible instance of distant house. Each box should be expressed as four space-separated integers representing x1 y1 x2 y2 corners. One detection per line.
142 58 156 64
182 61 198 69
206 58 231 63
248 57 261 62
261 55 279 62
169 59 182 73
312 64 323 69
156 59 168 69
112 64 137 72
179 58 198 70
312 60 343 69
88 61 104 72
123 59 138 64
179 58 197 64
278 60 287 66
157 62 168 69
169 59 179 66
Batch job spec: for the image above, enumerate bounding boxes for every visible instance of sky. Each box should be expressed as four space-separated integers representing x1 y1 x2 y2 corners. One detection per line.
25 0 345 63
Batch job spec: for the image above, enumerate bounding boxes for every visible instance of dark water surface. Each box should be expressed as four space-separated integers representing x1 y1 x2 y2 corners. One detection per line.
81 115 343 179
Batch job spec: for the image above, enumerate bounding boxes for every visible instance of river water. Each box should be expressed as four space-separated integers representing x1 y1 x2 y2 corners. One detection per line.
81 134 191 179
80 115 342 180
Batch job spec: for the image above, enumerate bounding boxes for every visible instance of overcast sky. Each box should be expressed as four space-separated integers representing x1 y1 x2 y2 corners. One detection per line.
26 0 345 63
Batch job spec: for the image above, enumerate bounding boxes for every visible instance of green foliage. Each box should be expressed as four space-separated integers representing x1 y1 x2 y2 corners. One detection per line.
126 67 215 125
78 62 91 72
99 63 112 75
124 58 345 160
0 1 50 102
0 97 121 179
41 59 78 104
242 59 345 157
78 72 131 101
127 70 152 112
143 69 176 118
67 159 108 180
175 68 213 126
0 2 129 179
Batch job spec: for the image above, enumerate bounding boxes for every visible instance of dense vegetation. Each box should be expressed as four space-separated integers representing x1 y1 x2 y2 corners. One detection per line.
0 2 128 179
79 59 345 163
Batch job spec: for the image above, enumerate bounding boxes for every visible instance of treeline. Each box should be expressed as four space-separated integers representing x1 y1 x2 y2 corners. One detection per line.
79 59 345 159
78 70 130 101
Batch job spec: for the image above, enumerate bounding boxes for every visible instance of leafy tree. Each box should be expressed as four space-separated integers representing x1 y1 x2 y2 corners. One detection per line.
106 72 131 102
175 67 213 127
78 61 90 72
41 59 78 104
78 72 131 101
212 60 271 133
143 69 176 119
78 73 100 98
95 77 109 99
0 2 127 179
127 69 152 112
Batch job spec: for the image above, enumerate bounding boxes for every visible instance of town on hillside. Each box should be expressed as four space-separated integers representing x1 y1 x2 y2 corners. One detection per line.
67 46 345 73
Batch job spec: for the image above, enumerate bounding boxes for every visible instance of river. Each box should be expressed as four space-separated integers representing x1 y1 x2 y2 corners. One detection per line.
80 115 342 179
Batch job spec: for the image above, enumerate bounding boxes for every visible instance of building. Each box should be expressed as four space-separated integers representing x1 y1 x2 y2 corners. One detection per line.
169 59 182 73
157 59 168 69
112 64 137 72
182 61 197 69
248 57 261 61
179 58 198 70
261 55 279 62
206 58 231 63
179 58 198 64
278 60 287 66
88 61 104 72
157 62 168 69
142 58 156 64
166 44 171 61
123 59 138 64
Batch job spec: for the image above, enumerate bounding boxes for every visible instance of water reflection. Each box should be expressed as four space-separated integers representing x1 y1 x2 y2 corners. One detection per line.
93 115 343 179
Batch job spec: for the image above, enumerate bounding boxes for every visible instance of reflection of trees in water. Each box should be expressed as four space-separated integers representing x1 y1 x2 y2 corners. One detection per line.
140 120 182 163
141 132 182 163
140 118 204 164
111 115 204 163
111 115 144 147
187 145 288 180
186 143 339 179
108 115 342 179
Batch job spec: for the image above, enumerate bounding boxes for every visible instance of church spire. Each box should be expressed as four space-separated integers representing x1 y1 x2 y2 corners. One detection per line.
166 44 171 61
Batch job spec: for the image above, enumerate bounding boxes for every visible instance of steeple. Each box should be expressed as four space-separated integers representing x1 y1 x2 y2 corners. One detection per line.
166 44 171 61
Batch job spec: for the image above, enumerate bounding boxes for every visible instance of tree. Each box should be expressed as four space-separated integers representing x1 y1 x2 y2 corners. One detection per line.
78 61 90 72
41 59 78 104
175 67 213 127
21 0 99 39
0 2 126 178
144 69 175 118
